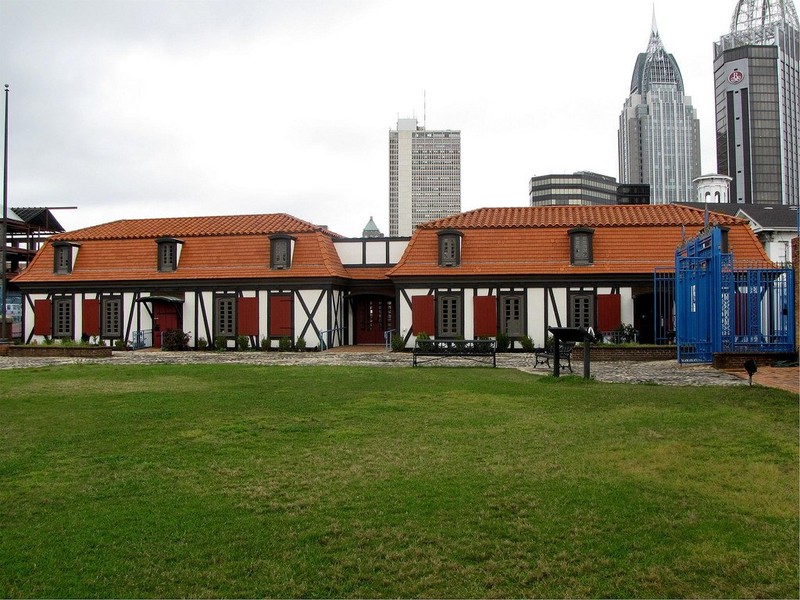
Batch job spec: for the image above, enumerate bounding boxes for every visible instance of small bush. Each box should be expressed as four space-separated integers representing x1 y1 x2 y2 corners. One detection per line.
391 333 405 352
42 337 54 346
162 329 190 351
260 337 271 351
236 335 250 351
214 336 228 352
520 335 535 352
416 331 430 340
196 337 208 350
496 332 510 352
279 336 292 351
114 339 128 350
59 337 76 346
296 337 306 351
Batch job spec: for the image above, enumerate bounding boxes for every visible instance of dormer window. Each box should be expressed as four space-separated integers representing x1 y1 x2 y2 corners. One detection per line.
569 227 594 266
53 242 77 274
270 235 294 270
157 238 183 272
438 230 462 267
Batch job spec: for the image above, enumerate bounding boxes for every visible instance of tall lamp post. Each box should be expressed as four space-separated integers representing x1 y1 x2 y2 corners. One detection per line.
1 84 8 344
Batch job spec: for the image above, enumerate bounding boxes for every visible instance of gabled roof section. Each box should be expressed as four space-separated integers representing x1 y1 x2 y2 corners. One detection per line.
420 205 744 230
54 213 340 241
391 205 771 278
14 213 349 284
10 207 66 232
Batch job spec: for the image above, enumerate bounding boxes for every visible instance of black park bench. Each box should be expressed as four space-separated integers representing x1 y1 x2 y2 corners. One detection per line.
534 341 576 373
413 339 497 367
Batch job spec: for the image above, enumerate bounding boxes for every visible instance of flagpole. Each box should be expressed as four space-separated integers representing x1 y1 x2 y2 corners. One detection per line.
1 84 9 344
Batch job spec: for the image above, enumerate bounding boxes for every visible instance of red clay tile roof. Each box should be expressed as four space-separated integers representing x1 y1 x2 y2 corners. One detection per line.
421 204 746 229
53 213 339 241
14 214 349 284
390 205 772 277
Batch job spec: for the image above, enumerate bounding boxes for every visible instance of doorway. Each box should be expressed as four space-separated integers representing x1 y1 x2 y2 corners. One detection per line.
354 296 394 344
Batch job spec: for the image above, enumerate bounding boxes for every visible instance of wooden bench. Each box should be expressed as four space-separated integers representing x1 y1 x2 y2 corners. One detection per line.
413 339 497 367
534 342 576 373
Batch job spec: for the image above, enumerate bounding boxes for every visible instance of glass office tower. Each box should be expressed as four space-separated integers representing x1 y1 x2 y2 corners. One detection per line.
714 0 800 205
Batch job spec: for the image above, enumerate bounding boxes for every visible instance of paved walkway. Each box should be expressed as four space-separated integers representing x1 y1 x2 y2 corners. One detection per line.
3 347 795 391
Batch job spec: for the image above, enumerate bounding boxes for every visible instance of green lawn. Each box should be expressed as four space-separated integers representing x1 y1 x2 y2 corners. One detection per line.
0 364 797 598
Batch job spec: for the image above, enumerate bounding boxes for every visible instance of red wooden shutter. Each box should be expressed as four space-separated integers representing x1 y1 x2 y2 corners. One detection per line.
34 299 52 336
82 298 100 336
411 295 435 336
237 297 260 336
473 295 497 337
596 293 621 332
269 294 293 337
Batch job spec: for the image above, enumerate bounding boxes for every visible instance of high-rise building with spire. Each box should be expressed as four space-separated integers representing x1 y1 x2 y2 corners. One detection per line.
618 14 701 204
714 0 799 205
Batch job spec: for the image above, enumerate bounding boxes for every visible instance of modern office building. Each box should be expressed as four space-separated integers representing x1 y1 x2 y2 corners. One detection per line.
528 172 618 206
389 118 461 237
713 0 799 205
618 15 702 204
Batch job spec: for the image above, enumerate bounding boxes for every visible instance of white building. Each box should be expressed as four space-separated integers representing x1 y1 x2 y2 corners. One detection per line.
618 15 701 204
389 118 461 237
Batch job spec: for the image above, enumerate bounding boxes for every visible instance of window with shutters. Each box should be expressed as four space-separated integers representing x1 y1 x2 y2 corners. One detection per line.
569 227 594 266
437 230 462 267
53 243 73 274
569 292 594 330
215 296 236 337
102 297 122 338
437 293 462 338
157 240 177 272
53 297 74 338
270 236 293 270
500 294 524 337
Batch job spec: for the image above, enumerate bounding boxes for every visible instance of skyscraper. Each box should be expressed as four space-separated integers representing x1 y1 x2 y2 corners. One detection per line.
714 0 799 205
389 118 461 237
618 15 701 204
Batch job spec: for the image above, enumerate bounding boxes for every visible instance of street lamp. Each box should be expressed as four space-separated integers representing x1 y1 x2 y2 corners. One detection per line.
1 84 8 344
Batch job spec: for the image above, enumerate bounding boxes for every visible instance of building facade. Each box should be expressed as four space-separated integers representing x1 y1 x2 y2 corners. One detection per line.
619 16 702 204
389 118 461 237
528 172 618 206
714 0 800 205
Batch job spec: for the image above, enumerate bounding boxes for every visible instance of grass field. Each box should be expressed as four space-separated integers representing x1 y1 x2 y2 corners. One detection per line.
0 364 797 598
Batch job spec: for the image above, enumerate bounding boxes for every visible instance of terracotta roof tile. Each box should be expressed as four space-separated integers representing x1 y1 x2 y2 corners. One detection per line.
390 206 772 277
54 213 340 241
422 204 745 229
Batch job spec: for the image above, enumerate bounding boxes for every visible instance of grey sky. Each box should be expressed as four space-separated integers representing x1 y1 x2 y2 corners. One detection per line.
1 0 735 236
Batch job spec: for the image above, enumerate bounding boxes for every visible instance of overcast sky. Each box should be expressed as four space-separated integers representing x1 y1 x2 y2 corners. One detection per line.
1 0 739 236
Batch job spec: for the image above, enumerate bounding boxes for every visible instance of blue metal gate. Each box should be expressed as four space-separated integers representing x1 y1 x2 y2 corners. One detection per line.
668 226 795 363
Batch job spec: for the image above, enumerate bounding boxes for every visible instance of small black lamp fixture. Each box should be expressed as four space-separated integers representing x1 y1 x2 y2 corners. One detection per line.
743 359 758 386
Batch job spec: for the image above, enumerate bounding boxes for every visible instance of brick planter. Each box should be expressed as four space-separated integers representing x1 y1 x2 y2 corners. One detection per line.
8 345 113 358
712 352 798 370
572 345 677 362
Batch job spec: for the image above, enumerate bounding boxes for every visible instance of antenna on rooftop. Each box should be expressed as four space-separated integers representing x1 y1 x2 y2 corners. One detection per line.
423 90 427 129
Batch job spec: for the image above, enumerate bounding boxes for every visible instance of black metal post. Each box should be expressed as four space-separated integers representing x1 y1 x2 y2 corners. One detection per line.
1 84 9 343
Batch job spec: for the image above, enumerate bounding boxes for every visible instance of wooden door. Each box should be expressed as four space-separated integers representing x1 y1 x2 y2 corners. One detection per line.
355 297 394 344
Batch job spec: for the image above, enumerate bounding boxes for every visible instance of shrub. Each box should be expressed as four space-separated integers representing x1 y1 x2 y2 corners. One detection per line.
42 337 54 346
520 335 535 352
416 331 430 340
260 337 271 351
162 329 190 351
236 335 250 351
278 336 292 351
296 337 306 351
496 332 510 352
59 337 76 346
391 333 405 352
114 339 128 350
214 336 228 352
196 337 208 350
